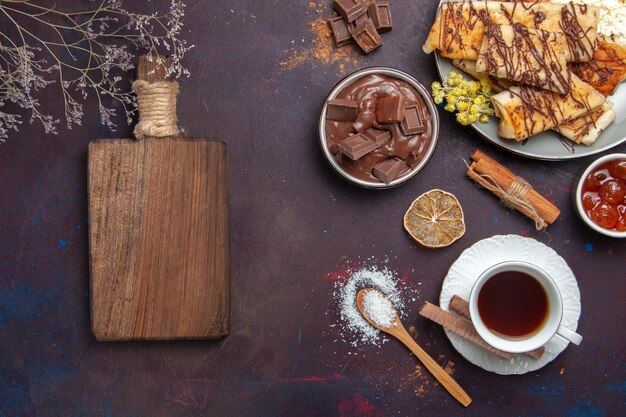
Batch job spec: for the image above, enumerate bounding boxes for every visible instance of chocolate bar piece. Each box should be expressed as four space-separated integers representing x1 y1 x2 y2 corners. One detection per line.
351 18 383 53
334 0 367 23
326 98 359 122
328 16 352 47
400 104 425 135
363 128 391 145
338 134 381 160
368 2 393 33
350 10 369 31
375 95 406 123
372 158 407 184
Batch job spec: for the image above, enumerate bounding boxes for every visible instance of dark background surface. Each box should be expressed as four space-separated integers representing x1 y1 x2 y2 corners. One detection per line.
0 1 624 416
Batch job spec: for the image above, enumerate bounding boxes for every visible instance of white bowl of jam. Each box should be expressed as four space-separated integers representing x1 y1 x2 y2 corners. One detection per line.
574 153 626 238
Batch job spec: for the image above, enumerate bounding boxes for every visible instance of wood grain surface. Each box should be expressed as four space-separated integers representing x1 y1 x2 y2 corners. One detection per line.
88 138 229 340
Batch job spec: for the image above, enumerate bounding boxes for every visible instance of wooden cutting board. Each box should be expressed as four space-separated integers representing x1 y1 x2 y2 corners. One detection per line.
88 55 229 340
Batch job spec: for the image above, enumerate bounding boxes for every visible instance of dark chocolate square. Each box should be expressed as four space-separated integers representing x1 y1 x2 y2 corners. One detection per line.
334 0 367 23
368 3 392 33
338 133 381 160
400 104 425 135
372 158 407 184
375 95 406 123
363 128 392 145
351 18 383 53
326 98 359 122
328 16 352 47
349 10 370 32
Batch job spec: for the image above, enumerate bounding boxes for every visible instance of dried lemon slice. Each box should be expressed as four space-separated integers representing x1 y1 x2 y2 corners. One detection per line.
403 189 465 248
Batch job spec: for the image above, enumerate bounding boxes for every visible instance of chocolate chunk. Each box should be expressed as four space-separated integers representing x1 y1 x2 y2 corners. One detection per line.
327 98 359 122
368 2 392 33
400 104 425 135
372 158 407 184
334 0 367 23
328 16 352 47
350 10 370 32
363 128 392 145
351 18 383 53
375 95 406 123
338 133 381 160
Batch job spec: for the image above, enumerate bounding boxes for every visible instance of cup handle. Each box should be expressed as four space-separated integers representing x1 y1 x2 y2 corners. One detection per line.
557 325 583 345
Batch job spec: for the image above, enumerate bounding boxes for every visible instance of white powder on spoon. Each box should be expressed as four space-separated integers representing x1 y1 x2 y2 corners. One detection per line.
362 290 397 328
331 263 418 348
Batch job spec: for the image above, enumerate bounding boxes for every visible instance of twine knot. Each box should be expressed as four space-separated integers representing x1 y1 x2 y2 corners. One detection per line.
501 177 532 210
132 79 180 140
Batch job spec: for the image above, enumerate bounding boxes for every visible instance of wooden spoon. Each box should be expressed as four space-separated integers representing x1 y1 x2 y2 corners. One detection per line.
357 288 472 407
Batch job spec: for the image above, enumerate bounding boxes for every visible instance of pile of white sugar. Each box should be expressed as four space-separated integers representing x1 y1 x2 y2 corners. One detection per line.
330 263 420 349
553 0 626 45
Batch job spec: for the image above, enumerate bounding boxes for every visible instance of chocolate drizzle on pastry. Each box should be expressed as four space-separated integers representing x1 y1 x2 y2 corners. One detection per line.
491 73 605 141
559 2 596 62
478 21 572 94
428 1 599 62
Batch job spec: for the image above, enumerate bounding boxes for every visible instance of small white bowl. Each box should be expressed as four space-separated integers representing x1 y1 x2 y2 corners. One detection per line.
573 153 626 238
318 67 439 189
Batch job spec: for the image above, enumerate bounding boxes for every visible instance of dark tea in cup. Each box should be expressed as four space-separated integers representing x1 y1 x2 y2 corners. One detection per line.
477 271 548 338
469 261 582 353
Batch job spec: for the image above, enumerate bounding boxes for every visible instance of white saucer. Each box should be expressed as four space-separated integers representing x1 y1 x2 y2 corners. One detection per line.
439 235 581 375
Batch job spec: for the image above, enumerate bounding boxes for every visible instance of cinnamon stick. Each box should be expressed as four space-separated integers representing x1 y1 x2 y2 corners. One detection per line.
467 149 560 228
419 301 514 360
448 295 545 360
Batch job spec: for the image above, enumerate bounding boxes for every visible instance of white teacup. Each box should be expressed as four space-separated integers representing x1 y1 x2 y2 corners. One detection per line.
469 261 582 353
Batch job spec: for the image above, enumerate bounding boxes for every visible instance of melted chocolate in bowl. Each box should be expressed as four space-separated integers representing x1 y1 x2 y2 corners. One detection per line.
325 73 433 183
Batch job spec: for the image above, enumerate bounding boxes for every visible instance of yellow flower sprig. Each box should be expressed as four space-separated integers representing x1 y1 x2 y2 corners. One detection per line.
432 71 494 125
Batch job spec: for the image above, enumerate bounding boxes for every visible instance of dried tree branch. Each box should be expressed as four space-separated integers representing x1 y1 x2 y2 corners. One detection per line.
0 0 193 143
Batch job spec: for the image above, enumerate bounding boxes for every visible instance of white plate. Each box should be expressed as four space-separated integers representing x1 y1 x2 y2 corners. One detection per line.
433 1 626 160
439 235 581 375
